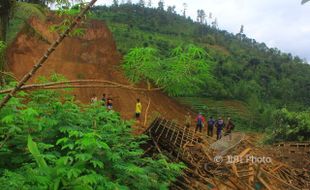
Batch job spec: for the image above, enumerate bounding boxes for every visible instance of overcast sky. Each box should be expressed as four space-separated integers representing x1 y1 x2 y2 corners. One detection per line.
95 0 310 62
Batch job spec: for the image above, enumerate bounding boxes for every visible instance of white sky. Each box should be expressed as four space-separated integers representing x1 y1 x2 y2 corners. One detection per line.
95 0 310 62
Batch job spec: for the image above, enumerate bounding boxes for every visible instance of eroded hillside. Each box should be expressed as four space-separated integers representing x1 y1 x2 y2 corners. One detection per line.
7 15 192 123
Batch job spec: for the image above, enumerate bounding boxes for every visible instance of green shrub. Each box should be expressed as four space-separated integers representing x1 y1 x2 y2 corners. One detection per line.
122 45 214 96
0 80 184 189
265 108 310 143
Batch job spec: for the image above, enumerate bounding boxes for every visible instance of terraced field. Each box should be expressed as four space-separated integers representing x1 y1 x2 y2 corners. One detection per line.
176 97 256 131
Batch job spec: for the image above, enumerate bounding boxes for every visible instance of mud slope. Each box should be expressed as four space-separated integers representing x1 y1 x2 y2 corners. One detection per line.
7 16 191 123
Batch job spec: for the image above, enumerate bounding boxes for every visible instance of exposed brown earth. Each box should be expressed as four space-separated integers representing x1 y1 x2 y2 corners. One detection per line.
7 16 193 127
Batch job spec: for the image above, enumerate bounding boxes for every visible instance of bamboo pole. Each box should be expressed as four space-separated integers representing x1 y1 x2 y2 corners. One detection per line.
0 71 17 81
0 0 97 109
0 81 162 94
143 94 151 127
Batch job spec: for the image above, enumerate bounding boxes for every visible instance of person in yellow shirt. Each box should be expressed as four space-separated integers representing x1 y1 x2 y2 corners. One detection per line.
135 98 142 120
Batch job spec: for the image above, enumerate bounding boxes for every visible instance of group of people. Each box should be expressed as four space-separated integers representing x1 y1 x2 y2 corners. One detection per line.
185 112 235 140
90 94 234 139
91 93 114 110
90 94 143 121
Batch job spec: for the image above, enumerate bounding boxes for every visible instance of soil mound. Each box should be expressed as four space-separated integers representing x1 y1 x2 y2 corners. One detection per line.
7 16 192 125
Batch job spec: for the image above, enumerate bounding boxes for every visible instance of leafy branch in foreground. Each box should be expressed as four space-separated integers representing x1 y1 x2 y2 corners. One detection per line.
122 45 214 96
0 83 184 189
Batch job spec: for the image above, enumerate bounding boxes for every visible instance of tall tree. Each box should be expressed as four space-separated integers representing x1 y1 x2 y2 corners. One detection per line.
211 18 218 28
112 0 119 6
126 0 132 4
122 45 214 96
182 2 187 17
196 9 206 24
0 0 14 42
147 0 152 7
138 0 145 7
239 25 244 34
167 5 176 14
157 0 164 10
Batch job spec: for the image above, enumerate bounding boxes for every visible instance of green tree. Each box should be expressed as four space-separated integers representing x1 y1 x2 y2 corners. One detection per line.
122 45 214 96
138 0 145 7
182 3 187 17
265 108 310 143
147 0 152 7
0 41 7 85
167 5 176 14
112 0 119 6
0 0 14 41
196 9 206 24
0 79 184 189
157 0 164 10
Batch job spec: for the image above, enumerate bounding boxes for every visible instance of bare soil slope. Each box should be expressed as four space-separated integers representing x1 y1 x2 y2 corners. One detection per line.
7 16 191 125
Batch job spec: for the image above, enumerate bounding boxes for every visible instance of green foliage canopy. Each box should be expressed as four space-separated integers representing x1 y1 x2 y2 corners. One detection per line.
265 108 310 143
0 78 184 189
122 45 214 96
92 5 310 109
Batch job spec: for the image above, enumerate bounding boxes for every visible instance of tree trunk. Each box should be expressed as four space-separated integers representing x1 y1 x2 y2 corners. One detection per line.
0 0 13 42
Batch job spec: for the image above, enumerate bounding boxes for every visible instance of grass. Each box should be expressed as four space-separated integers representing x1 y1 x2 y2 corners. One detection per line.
176 97 258 132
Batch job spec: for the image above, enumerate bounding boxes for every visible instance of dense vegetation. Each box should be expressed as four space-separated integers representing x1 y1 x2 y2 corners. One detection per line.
0 1 308 189
91 3 309 141
92 4 310 109
123 45 213 96
265 109 310 143
0 78 184 189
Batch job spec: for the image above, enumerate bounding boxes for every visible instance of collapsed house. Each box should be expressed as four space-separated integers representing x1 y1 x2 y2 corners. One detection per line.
144 117 309 190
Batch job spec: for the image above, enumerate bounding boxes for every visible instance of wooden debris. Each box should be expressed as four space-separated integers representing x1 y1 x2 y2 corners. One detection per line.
143 117 309 190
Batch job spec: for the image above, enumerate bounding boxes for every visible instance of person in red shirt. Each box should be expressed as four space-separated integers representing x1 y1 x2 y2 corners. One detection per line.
195 113 205 133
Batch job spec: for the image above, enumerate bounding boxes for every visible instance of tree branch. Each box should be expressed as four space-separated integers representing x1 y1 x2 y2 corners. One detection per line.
0 80 163 94
0 71 17 81
0 0 97 109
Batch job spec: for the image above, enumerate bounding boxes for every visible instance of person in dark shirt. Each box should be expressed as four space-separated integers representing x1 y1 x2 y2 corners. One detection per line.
225 117 235 140
107 98 113 110
195 113 205 133
207 116 215 137
215 117 225 140
101 93 107 106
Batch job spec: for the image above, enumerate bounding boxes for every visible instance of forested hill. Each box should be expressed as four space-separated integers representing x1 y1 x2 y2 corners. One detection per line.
91 4 310 110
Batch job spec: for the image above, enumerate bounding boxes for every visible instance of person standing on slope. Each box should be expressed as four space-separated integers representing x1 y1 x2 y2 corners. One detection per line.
215 117 225 140
135 98 142 121
207 116 215 137
91 94 98 103
107 97 113 110
225 117 235 140
101 93 107 107
195 113 205 133
185 112 192 128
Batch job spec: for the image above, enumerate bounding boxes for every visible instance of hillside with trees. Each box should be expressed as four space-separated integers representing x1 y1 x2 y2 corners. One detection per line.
0 1 309 189
91 2 310 141
92 3 310 109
